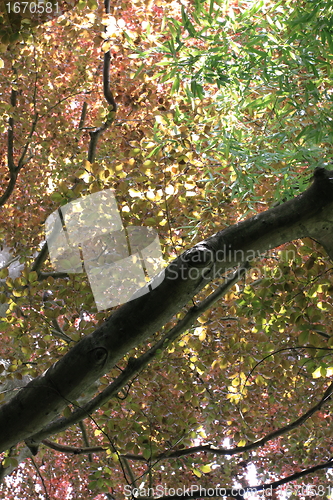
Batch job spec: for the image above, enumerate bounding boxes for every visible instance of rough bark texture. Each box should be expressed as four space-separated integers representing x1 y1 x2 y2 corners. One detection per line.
0 167 333 453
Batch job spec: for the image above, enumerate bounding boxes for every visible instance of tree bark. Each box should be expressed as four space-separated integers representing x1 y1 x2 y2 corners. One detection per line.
0 167 333 453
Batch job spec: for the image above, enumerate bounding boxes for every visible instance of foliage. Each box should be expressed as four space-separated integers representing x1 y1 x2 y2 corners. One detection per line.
1 0 333 499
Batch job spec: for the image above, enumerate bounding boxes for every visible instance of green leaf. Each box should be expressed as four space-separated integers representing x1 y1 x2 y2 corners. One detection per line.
28 271 38 284
171 74 180 94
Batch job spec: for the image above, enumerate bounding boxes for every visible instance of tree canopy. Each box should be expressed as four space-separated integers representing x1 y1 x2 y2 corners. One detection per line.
1 0 333 499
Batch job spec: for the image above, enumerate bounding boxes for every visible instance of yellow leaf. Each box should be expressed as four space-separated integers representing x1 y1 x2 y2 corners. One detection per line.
312 367 322 379
146 190 161 201
227 393 242 403
231 377 240 387
109 452 119 462
109 163 124 173
198 428 207 438
129 189 141 198
197 312 209 324
102 41 112 52
165 185 175 195
155 115 165 124
143 160 155 167
192 469 202 478
101 13 113 25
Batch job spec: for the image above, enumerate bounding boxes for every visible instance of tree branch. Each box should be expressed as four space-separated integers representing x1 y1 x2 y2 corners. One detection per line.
42 438 105 455
78 420 92 462
0 67 39 207
1 169 333 453
139 379 333 461
7 76 17 172
0 72 18 207
30 242 49 273
87 0 117 163
26 264 249 442
78 101 88 130
17 112 39 170
44 377 332 464
146 458 333 500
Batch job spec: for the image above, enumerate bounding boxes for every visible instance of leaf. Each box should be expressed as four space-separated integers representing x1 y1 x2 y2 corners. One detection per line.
129 189 141 198
2 457 18 468
62 406 72 418
192 468 202 478
142 448 151 460
28 272 38 284
171 74 180 94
